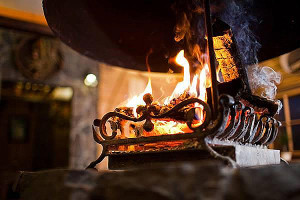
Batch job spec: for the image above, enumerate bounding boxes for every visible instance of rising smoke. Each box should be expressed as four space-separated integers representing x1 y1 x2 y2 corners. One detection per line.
173 0 281 101
218 0 260 66
247 65 281 100
218 0 281 101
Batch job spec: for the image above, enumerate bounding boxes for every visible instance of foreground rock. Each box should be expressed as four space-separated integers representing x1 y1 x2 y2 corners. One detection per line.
1 162 300 200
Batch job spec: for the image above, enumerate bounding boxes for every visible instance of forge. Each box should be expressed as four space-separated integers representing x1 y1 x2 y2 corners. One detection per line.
43 0 285 169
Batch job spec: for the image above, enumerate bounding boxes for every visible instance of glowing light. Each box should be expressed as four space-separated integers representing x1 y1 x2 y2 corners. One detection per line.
153 120 192 135
51 87 73 100
175 50 190 88
121 49 210 137
126 78 152 117
190 74 199 97
84 74 98 87
164 50 191 104
199 64 209 102
126 119 193 138
193 64 209 123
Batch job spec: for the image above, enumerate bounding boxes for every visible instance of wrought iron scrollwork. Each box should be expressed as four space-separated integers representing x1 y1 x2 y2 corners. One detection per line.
94 95 212 141
213 103 281 146
88 93 282 169
92 92 281 146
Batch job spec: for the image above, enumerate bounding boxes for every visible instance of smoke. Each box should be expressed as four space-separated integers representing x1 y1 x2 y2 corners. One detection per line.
218 0 282 100
247 65 281 100
173 0 262 67
218 0 261 66
173 0 282 101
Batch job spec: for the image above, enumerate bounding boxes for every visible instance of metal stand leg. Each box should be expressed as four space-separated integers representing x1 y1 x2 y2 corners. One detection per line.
203 137 238 168
86 145 107 170
280 158 289 165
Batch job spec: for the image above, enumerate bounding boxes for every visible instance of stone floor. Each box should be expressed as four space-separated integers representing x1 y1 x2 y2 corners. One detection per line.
1 161 300 200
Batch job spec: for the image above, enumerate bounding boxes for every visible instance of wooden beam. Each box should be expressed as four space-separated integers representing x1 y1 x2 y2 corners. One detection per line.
283 94 294 151
0 15 53 36
0 6 47 26
0 6 53 36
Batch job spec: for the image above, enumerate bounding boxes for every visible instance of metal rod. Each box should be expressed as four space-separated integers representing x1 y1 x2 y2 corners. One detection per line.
203 0 219 119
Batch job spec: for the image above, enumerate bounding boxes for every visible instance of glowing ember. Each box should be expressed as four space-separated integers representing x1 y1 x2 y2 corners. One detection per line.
153 120 189 135
122 119 193 139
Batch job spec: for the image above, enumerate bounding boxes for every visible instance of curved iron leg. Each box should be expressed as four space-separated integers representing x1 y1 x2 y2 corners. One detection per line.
280 158 289 165
86 145 107 170
203 137 238 168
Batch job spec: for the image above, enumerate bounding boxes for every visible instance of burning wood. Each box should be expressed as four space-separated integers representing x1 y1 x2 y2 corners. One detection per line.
110 50 209 139
213 33 240 82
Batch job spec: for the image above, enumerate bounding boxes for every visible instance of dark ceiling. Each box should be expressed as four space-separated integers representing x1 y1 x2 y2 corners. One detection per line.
43 0 299 72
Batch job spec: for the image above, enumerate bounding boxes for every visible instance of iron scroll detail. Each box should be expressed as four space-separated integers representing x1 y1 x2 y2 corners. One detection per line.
96 95 212 141
87 93 281 169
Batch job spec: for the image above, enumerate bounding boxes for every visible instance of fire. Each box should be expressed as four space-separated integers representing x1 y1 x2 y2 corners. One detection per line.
126 119 193 139
126 78 152 117
164 50 192 104
122 49 209 137
175 50 190 90
194 64 209 122
199 64 209 101
164 50 209 105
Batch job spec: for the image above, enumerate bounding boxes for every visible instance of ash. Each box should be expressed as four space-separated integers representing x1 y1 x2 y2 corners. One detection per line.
207 137 267 149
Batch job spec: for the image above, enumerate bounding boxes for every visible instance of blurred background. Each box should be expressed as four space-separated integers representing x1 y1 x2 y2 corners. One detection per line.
0 0 299 172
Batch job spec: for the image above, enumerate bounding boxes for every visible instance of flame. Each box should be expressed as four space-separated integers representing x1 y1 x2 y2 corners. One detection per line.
164 50 209 105
175 50 190 89
125 119 193 139
190 74 199 97
126 78 152 117
199 64 209 101
121 49 209 140
193 64 209 122
164 50 192 104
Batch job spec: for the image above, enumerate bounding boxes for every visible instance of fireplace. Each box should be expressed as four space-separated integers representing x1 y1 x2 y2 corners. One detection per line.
42 0 291 169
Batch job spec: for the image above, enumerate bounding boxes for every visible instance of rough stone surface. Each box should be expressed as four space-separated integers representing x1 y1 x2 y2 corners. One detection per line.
18 170 71 200
0 170 22 199
3 162 300 200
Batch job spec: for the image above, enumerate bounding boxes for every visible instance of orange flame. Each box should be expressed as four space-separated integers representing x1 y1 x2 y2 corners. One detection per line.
126 78 152 117
123 49 209 137
125 50 153 117
175 50 190 89
164 50 192 104
194 64 209 122
164 50 209 105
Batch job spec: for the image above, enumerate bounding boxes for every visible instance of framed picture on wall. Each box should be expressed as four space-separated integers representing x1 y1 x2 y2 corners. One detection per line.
8 116 29 143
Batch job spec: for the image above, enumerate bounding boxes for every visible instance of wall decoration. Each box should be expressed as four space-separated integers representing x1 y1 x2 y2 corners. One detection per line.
15 37 63 81
8 117 29 143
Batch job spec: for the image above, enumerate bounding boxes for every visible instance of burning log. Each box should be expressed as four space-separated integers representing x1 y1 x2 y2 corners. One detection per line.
213 33 240 82
113 92 201 139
